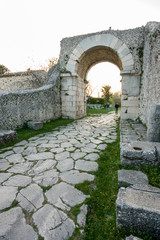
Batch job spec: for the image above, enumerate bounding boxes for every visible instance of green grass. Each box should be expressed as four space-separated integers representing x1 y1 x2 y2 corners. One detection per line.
82 119 123 240
72 118 155 240
0 118 73 150
87 108 115 115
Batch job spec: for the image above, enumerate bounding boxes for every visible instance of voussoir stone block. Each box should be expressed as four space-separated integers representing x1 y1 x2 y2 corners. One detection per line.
116 184 160 238
118 169 148 187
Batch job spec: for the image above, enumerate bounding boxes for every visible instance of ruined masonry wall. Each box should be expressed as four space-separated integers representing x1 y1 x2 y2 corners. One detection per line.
140 22 160 124
0 80 61 130
0 70 47 91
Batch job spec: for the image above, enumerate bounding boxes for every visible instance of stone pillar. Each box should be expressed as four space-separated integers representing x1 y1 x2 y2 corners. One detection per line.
147 104 160 142
121 73 140 120
60 73 86 119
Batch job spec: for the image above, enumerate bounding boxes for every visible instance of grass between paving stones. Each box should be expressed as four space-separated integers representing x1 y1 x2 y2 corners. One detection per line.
70 118 123 240
0 118 74 150
70 118 156 240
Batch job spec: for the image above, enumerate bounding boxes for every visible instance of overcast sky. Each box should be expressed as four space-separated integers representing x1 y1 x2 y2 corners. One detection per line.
0 0 160 95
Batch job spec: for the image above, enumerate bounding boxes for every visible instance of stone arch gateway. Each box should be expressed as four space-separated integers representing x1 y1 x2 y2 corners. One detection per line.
0 22 160 130
60 32 142 120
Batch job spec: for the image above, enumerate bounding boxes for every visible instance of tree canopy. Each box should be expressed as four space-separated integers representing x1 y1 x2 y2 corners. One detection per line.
101 85 112 104
0 64 10 74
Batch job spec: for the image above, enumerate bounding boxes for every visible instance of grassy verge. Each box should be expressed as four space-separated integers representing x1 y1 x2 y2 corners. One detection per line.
87 108 115 116
0 118 73 150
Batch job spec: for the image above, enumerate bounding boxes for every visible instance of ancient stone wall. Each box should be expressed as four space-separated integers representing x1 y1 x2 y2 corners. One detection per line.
0 70 47 91
140 22 160 125
0 80 61 130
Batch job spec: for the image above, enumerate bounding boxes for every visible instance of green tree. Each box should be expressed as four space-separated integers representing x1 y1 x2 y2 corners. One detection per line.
101 85 112 105
111 91 121 106
0 64 10 74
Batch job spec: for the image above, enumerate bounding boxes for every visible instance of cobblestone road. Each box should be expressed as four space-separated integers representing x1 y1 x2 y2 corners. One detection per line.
0 112 119 240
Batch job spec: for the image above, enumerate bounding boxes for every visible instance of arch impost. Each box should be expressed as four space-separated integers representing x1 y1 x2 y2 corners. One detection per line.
120 70 141 76
60 72 78 78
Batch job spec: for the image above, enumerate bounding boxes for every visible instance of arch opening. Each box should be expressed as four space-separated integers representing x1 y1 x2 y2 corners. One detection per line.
77 46 123 80
86 62 121 98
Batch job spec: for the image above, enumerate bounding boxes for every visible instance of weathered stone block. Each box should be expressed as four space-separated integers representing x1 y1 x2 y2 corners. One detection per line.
147 104 160 142
118 169 148 187
116 184 160 238
27 121 43 130
121 141 160 166
126 236 142 240
0 130 17 146
122 76 140 96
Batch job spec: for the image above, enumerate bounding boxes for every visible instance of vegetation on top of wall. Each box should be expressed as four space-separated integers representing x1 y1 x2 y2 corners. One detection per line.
87 97 104 105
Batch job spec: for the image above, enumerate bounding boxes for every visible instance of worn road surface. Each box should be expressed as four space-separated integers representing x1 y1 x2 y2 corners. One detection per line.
0 112 119 240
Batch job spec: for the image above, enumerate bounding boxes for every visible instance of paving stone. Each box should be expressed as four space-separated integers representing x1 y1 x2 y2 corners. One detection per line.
80 147 99 153
75 160 98 172
25 152 54 161
6 153 25 163
38 143 59 148
3 175 31 187
50 147 64 153
22 146 37 155
17 183 44 212
33 169 59 186
13 146 25 154
0 207 38 240
0 150 14 158
84 153 99 161
0 173 12 184
60 170 94 184
46 182 88 210
33 204 75 240
116 184 160 238
0 159 10 170
15 140 28 146
57 135 68 140
90 139 102 144
66 147 76 152
61 142 73 148
0 186 18 210
105 138 116 143
55 151 70 161
71 152 86 160
8 162 33 174
77 204 88 227
69 139 80 145
28 159 56 175
85 143 97 149
118 169 148 187
56 158 74 172
97 144 107 150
